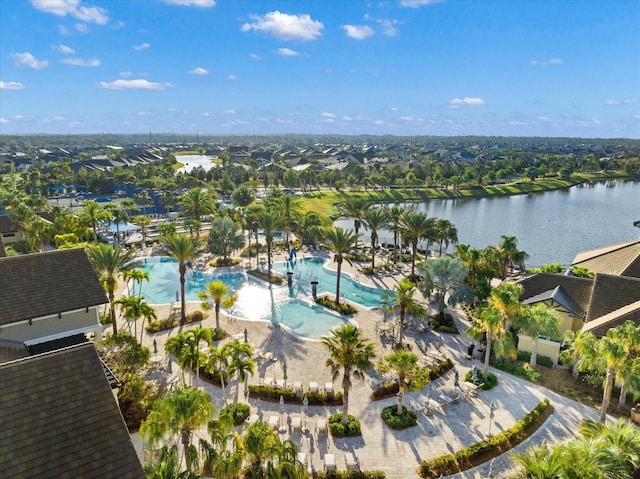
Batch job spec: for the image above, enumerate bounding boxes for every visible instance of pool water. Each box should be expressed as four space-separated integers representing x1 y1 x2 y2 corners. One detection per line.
136 257 383 339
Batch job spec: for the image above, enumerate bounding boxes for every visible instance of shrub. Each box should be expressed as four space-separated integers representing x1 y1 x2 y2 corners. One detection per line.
516 351 554 368
220 403 250 425
317 295 357 315
213 257 240 267
247 269 283 285
429 313 459 334
493 360 541 382
371 359 454 401
464 370 498 390
247 384 343 406
381 405 417 430
145 317 177 333
418 399 552 478
312 471 386 479
329 413 362 437
184 310 206 324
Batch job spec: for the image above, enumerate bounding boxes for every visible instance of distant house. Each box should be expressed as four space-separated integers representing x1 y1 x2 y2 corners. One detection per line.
571 239 640 279
0 343 145 478
0 249 108 362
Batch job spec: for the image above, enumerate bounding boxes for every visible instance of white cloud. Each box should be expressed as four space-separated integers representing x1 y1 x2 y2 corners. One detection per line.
31 0 109 24
241 11 323 41
276 118 294 124
97 79 173 90
75 22 89 33
578 117 602 127
60 57 100 66
120 71 133 77
11 52 49 70
342 25 374 40
0 81 26 90
58 24 70 35
137 111 152 116
399 116 414 121
379 19 400 37
222 109 236 115
249 53 262 61
188 67 208 75
276 48 301 57
389 107 400 111
509 121 528 126
226 75 237 80
14 115 24 119
53 116 65 121
161 0 215 6
605 98 638 105
343 116 353 121
536 116 553 122
448 97 485 108
133 42 150 51
0 118 8 124
322 112 336 118
530 58 563 66
400 0 444 7
52 43 75 54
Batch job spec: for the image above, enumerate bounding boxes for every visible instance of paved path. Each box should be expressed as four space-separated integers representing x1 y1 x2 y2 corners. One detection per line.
127 253 600 478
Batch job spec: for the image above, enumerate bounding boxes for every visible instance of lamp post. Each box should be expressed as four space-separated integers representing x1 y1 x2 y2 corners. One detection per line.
283 364 288 388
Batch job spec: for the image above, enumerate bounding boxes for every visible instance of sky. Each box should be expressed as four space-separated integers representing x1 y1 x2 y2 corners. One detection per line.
1 0 639 138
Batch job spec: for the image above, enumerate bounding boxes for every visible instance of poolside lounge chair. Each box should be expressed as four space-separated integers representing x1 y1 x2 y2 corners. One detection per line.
426 398 446 414
316 418 328 434
290 415 302 432
292 381 303 394
345 452 360 471
245 413 260 425
262 377 274 387
297 452 307 467
276 379 286 388
324 453 336 471
462 381 483 397
324 382 334 396
268 415 279 429
309 381 319 393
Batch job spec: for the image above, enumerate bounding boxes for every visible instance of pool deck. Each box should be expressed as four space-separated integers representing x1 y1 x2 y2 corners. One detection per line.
124 250 601 478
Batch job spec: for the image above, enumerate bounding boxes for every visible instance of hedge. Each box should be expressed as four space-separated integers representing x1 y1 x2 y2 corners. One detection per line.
312 472 386 479
145 311 213 333
219 403 250 425
464 370 498 390
329 413 362 437
417 398 553 478
381 404 418 430
248 384 343 406
371 358 454 400
516 350 555 368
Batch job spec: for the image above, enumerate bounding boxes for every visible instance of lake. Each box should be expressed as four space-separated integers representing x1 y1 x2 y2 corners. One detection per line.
334 180 640 268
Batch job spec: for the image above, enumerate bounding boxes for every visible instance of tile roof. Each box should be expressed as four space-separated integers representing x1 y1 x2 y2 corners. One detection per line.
582 300 640 337
522 285 585 319
584 273 640 323
0 248 108 326
571 239 640 278
516 273 594 313
0 343 145 479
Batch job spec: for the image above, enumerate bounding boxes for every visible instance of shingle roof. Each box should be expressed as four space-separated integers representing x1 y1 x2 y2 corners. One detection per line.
582 300 640 337
0 248 108 326
584 273 640 323
516 273 594 313
0 343 145 479
522 285 585 319
572 239 640 278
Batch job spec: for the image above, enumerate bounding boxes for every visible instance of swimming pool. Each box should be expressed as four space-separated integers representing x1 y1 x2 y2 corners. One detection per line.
135 257 383 339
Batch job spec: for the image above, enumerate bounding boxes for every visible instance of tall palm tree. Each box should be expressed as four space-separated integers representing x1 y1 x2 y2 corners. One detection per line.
363 207 389 270
383 205 406 263
609 321 640 410
516 304 561 368
321 324 376 426
122 268 150 298
132 214 152 244
198 280 238 334
378 349 429 415
488 282 525 331
417 256 472 323
337 196 370 252
401 210 435 277
560 329 596 377
223 339 255 406
207 216 245 262
468 307 507 380
579 418 640 473
260 211 284 279
114 295 156 344
380 278 427 347
497 235 529 278
273 193 302 244
79 200 112 244
323 227 357 305
87 243 138 334
433 218 458 256
105 203 129 243
455 244 492 298
140 387 215 473
243 204 264 269
165 327 213 388
179 187 217 223
206 345 231 405
159 233 200 325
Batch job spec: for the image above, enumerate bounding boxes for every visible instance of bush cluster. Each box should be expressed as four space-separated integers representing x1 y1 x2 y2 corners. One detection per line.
381 405 418 430
493 360 541 382
219 403 250 425
316 295 358 315
464 370 498 390
247 269 283 285
247 384 343 406
429 314 459 334
417 399 552 478
312 471 386 479
371 358 454 400
516 350 555 368
329 413 362 437
145 310 210 333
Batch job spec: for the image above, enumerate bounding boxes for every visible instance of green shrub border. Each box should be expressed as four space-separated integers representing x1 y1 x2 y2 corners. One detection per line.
417 398 553 478
312 471 386 479
371 358 454 400
248 384 344 406
145 311 213 333
516 350 555 368
381 404 418 430
329 413 362 437
219 403 250 425
464 370 498 390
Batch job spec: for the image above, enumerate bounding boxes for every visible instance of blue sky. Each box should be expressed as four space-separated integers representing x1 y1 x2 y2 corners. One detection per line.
1 0 638 138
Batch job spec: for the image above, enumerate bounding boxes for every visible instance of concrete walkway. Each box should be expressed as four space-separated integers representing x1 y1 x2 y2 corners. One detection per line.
128 253 600 478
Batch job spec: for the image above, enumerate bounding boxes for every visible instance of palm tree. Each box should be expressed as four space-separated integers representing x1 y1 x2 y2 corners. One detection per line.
79 200 112 244
363 207 389 270
179 187 217 223
87 243 138 334
105 203 129 243
321 324 376 426
132 214 152 244
516 304 561 368
511 443 564 479
417 256 473 323
579 418 640 474
337 196 370 252
378 349 429 415
122 268 150 298
497 235 529 278
159 233 201 325
273 193 302 244
198 280 238 334
380 278 427 347
488 282 525 331
433 219 458 256
560 329 596 377
165 327 213 388
114 295 156 343
401 210 435 277
223 339 255 406
206 345 231 405
468 307 507 380
243 205 264 269
383 205 406 263
140 387 215 473
207 216 245 262
609 321 640 410
323 227 357 305
260 211 284 279
231 184 255 208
